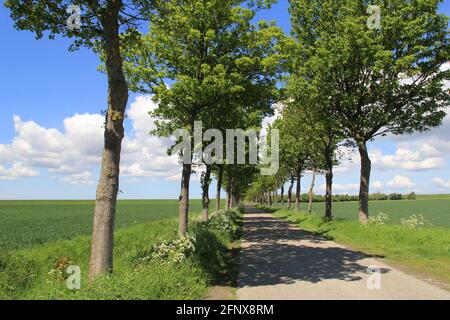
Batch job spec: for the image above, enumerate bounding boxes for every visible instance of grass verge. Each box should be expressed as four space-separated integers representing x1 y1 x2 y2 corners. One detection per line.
274 210 450 285
0 209 243 300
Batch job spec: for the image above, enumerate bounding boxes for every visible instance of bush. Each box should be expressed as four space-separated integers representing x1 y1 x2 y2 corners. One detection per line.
389 193 403 200
406 192 417 200
369 192 388 201
401 214 431 229
200 210 240 240
334 194 358 202
368 212 390 225
139 234 197 265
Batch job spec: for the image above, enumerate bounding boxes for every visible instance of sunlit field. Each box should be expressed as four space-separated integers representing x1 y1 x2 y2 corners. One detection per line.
0 200 209 253
300 197 450 227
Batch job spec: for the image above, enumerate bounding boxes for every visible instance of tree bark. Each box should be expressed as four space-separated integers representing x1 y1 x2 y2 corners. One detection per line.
358 141 371 224
280 184 284 206
325 161 333 220
89 4 128 281
274 180 278 208
226 169 232 209
295 174 301 211
232 191 239 207
179 162 192 236
201 165 211 221
287 176 294 209
215 164 224 212
308 169 316 214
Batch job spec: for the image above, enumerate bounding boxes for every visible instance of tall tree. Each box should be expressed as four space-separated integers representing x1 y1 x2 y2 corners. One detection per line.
200 165 212 221
307 169 316 214
290 0 449 222
273 111 312 211
5 0 153 280
214 164 224 212
281 99 343 219
125 0 282 235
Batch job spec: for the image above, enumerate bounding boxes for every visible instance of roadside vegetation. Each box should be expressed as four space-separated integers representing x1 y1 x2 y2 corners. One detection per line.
0 209 242 300
0 200 207 253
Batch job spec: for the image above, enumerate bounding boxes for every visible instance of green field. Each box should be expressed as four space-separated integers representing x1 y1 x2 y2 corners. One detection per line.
290 198 450 227
1 197 448 254
0 199 207 253
0 210 242 300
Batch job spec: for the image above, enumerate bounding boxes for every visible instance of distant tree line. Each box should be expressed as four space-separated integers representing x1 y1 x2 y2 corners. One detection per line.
269 192 417 204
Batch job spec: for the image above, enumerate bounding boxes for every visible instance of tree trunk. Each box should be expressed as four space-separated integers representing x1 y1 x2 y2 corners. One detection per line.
274 180 278 208
308 170 316 214
201 165 212 221
179 162 192 236
269 191 272 206
226 168 232 209
215 164 224 212
358 141 371 224
230 188 234 208
287 176 294 209
233 192 239 207
89 7 128 281
325 162 333 220
280 184 284 206
295 174 301 211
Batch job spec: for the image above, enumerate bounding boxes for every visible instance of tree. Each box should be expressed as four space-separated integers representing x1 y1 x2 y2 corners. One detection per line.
273 113 311 211
307 169 316 214
214 164 225 212
281 98 344 219
200 165 212 221
5 0 153 280
124 0 282 235
289 0 449 223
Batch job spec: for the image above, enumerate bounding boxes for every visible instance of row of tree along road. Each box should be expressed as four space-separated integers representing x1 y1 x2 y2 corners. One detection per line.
5 0 448 281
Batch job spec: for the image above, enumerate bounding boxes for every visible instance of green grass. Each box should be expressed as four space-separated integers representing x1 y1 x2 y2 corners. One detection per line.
416 194 450 200
0 209 242 300
0 200 207 253
275 210 450 284
287 198 450 227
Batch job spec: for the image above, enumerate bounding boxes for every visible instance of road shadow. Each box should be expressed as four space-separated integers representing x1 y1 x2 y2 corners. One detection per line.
238 212 389 288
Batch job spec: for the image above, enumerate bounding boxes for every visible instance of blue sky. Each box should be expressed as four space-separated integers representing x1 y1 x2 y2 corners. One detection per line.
0 0 449 199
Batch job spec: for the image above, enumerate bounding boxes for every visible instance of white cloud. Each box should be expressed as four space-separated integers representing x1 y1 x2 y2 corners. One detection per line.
333 183 359 192
386 175 416 189
0 162 39 180
0 96 181 184
370 144 446 171
59 171 94 185
433 177 450 189
372 180 383 189
317 183 359 193
0 113 104 174
382 103 450 154
120 96 180 179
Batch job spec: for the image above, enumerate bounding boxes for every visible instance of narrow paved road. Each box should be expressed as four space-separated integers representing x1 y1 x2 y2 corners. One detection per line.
237 208 450 300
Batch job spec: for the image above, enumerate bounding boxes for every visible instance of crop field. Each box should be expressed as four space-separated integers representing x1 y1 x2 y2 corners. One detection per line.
287 197 450 227
0 197 448 254
0 199 207 253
